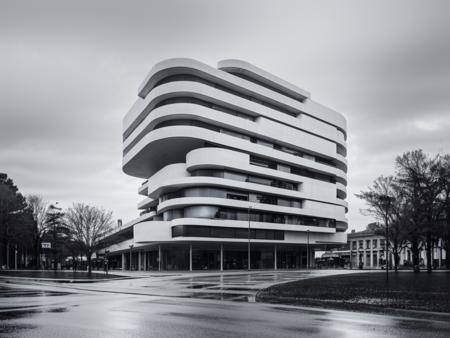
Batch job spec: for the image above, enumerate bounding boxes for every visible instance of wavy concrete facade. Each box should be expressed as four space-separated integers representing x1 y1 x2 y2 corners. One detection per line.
104 58 348 271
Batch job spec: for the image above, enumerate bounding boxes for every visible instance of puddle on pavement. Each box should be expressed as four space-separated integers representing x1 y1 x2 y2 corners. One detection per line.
207 287 256 291
0 291 72 298
0 323 37 335
0 310 40 321
0 286 72 298
192 293 253 302
47 307 69 313
270 306 327 316
185 284 216 289
0 306 71 336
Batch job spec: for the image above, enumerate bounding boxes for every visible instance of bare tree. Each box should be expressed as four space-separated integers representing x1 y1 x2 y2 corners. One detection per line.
27 194 49 268
64 203 113 273
396 150 443 272
356 175 407 271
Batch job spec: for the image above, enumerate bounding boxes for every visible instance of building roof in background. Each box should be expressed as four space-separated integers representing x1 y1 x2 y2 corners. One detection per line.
348 222 384 239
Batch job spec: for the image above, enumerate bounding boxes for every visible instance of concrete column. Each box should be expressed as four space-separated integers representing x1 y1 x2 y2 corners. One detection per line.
158 245 162 271
370 249 373 268
121 253 125 271
274 245 277 270
220 244 223 271
129 250 133 271
138 250 142 271
143 251 147 271
349 247 352 269
189 244 193 272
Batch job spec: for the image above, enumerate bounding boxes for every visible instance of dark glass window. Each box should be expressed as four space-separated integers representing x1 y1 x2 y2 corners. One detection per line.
226 193 248 201
171 225 284 240
214 207 335 228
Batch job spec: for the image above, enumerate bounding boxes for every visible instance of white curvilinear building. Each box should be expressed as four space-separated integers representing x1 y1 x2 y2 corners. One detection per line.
101 58 348 271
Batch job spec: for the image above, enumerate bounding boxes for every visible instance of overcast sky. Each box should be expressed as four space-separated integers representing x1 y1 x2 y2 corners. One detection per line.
1 0 450 230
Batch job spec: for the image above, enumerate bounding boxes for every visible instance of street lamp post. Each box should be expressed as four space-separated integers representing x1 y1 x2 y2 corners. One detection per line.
385 219 389 281
105 250 110 275
306 229 310 269
48 203 62 272
14 245 18 270
379 194 393 283
129 244 134 271
247 205 252 271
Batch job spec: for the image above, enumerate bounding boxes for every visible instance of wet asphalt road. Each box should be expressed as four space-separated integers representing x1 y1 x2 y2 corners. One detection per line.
1 271 450 338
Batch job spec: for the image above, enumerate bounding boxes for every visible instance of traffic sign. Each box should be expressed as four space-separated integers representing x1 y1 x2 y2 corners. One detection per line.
41 242 51 249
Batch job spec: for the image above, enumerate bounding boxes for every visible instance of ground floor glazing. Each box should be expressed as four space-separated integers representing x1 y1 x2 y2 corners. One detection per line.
106 243 315 271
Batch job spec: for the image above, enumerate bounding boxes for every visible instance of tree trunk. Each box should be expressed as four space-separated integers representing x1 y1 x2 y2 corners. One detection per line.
445 240 450 269
411 237 420 272
393 251 400 272
426 234 432 273
6 242 9 269
0 241 3 268
392 239 399 272
87 252 92 274
33 237 40 269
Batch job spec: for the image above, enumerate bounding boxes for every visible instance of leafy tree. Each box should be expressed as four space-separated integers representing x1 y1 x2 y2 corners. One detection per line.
64 203 113 273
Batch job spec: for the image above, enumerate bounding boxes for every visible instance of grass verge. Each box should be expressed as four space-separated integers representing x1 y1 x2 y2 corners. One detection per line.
256 271 450 318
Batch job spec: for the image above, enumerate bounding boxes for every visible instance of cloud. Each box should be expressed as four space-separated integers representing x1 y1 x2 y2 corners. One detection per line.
1 0 450 229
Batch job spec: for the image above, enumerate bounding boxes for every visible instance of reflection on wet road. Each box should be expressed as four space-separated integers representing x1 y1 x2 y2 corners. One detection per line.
1 271 449 337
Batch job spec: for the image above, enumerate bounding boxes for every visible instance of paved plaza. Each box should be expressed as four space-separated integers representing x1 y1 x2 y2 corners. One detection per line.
1 270 450 337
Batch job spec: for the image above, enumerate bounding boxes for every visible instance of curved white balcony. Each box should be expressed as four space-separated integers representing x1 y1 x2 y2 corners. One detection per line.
218 59 310 101
157 197 347 224
137 197 156 210
185 147 347 186
145 161 346 209
130 58 346 133
123 102 346 172
123 126 348 184
124 80 347 151
134 218 347 245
